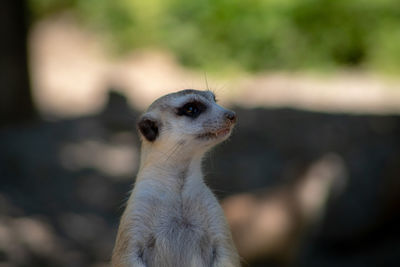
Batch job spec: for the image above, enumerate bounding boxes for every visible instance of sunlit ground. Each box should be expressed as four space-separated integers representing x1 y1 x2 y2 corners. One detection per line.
30 16 400 117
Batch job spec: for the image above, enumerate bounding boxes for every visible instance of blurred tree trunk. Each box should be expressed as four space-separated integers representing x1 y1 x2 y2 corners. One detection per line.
0 0 36 127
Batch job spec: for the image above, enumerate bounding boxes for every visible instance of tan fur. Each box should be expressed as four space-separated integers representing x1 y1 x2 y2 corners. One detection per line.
112 89 240 267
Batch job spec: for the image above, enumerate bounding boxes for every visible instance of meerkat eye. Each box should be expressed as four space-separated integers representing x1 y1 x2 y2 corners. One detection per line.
177 101 206 118
185 104 198 115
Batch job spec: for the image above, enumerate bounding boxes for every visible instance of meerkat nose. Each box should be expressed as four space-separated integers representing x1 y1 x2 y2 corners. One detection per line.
225 111 237 123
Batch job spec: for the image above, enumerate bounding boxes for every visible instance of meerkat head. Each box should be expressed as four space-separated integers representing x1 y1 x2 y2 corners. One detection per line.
137 89 236 154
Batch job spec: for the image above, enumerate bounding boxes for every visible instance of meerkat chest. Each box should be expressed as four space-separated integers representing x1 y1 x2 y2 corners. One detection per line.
132 176 219 234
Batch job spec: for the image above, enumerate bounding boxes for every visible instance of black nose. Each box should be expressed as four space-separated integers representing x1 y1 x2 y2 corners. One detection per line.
225 111 237 123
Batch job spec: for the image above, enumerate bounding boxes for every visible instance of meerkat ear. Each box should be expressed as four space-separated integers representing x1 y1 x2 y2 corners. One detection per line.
137 114 160 142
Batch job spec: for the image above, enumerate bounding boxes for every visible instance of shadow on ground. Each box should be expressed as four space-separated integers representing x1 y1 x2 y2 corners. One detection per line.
0 91 399 267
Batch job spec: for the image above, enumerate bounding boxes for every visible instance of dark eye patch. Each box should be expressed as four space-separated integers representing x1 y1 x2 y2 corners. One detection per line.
177 100 207 118
208 91 217 102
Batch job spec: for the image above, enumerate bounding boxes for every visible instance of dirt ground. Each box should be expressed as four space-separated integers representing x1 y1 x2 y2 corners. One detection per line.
1 92 400 266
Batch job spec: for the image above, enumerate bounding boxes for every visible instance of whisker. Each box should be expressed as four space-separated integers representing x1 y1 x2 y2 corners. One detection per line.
204 71 210 91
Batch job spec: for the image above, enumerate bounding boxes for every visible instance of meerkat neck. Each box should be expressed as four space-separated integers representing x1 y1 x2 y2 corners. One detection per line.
137 143 205 183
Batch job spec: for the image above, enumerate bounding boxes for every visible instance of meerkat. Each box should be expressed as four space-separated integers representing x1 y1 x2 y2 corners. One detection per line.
111 89 240 267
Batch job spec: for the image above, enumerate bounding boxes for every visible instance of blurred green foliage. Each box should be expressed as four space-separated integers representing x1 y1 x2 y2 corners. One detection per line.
29 0 400 73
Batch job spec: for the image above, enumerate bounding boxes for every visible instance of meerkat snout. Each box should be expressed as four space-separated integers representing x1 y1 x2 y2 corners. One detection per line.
225 110 237 123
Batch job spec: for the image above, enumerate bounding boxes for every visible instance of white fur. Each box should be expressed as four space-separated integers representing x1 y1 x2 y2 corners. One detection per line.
112 90 240 267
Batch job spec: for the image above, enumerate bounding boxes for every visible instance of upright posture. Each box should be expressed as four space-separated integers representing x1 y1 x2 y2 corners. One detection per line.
112 89 240 267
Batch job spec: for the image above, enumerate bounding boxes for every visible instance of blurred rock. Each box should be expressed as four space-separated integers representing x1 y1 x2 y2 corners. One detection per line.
222 153 347 264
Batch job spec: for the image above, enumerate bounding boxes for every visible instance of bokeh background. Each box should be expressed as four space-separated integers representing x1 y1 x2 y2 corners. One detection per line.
1 0 400 266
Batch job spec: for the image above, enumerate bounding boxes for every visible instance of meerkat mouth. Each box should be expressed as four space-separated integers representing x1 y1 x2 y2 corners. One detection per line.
197 127 232 139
